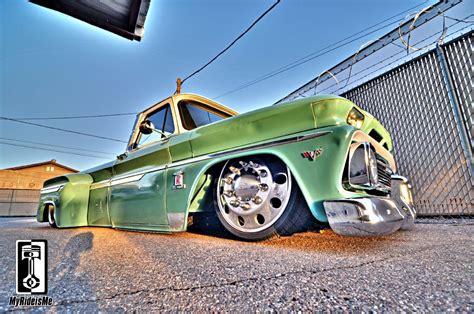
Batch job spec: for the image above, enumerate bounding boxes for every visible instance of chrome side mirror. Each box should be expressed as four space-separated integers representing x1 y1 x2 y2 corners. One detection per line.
139 119 168 139
139 120 155 135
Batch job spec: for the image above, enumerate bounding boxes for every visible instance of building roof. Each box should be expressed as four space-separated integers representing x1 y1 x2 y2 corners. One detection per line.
3 159 78 173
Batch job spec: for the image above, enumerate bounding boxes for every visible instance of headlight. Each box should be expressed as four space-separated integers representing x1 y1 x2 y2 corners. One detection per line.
347 107 365 128
348 142 378 189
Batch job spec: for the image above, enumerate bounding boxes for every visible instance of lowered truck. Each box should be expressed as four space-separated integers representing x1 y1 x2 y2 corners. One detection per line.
37 93 415 240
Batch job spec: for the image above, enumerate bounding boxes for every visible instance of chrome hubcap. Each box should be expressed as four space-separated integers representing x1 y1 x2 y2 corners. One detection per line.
48 205 55 225
217 160 292 233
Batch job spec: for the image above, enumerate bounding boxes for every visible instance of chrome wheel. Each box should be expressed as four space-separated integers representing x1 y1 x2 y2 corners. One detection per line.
47 204 57 227
217 159 292 233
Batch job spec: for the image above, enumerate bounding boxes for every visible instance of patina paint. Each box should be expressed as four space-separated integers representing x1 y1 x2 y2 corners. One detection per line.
37 94 394 233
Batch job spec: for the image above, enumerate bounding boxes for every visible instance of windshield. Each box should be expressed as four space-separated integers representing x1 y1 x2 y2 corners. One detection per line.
136 104 174 148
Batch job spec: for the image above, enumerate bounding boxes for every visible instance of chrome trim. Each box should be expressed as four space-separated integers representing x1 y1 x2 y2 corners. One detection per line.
210 131 332 159
40 184 64 194
323 196 415 236
98 130 332 185
375 157 393 192
391 175 416 230
347 142 378 190
391 175 408 183
110 166 166 183
90 180 110 190
168 155 210 168
110 174 145 186
351 130 395 171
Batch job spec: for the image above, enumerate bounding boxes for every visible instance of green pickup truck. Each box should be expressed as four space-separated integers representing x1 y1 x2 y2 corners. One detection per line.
37 93 416 240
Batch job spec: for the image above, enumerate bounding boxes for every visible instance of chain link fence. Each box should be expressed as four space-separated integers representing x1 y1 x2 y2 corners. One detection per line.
276 6 473 217
342 31 473 215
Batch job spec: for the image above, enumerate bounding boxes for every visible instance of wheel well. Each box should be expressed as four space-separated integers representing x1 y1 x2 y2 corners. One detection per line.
205 153 322 239
202 154 297 190
209 154 287 173
196 154 292 192
188 154 293 214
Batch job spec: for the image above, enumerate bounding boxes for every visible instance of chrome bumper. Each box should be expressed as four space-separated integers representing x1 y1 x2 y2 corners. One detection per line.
323 176 416 236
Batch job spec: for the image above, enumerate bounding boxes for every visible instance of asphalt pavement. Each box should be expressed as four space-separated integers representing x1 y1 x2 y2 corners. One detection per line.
0 216 472 311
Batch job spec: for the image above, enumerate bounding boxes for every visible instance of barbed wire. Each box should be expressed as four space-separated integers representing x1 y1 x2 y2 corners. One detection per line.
336 26 472 100
319 17 473 96
288 14 473 101
212 1 430 100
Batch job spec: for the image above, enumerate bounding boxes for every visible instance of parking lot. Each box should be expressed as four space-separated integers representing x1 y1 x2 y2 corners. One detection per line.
0 217 472 311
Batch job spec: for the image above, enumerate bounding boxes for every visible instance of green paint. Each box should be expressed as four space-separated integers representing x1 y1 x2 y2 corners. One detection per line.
37 94 394 232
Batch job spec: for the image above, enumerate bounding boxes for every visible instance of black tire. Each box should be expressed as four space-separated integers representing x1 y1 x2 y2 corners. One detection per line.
213 156 316 241
47 204 57 228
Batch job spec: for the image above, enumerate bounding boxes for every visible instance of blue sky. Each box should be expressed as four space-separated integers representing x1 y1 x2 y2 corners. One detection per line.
0 0 445 170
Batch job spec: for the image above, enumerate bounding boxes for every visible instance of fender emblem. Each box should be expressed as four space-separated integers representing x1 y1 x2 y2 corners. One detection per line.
173 171 186 189
302 148 323 161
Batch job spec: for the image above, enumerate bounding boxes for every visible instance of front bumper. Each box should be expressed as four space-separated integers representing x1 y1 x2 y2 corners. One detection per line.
323 177 416 236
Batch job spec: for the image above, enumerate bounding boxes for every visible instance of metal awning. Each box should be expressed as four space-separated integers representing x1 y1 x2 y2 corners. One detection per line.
30 0 151 41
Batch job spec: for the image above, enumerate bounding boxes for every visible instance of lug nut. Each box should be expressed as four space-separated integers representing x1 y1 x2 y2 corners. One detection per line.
240 203 251 210
229 199 240 207
259 183 269 192
252 196 262 204
224 190 234 197
229 166 241 175
249 161 260 168
223 177 233 185
259 170 267 177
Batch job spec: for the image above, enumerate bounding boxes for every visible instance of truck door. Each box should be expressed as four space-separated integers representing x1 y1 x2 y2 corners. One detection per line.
87 161 114 226
109 102 175 231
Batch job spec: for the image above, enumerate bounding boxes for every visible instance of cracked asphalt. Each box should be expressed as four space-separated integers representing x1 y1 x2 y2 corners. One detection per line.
0 217 472 311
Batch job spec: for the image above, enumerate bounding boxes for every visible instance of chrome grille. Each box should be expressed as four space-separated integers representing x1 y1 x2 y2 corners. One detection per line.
376 155 392 191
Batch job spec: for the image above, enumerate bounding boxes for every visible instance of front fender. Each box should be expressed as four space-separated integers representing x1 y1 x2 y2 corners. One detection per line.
167 125 360 229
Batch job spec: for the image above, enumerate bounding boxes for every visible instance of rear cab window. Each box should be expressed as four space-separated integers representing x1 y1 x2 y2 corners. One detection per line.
179 100 232 130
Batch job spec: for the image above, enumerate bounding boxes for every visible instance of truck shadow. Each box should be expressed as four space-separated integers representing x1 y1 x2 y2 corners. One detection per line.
49 232 97 310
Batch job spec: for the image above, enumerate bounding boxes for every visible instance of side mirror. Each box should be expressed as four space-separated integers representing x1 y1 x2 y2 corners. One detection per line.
138 119 169 139
139 120 155 135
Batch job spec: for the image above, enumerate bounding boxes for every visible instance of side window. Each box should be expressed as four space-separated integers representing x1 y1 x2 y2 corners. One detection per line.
179 101 230 130
136 104 174 148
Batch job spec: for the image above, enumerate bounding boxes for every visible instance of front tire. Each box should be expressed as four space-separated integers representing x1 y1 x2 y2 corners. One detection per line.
213 156 314 241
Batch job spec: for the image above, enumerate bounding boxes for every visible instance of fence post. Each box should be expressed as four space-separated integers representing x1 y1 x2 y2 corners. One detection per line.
435 43 474 185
